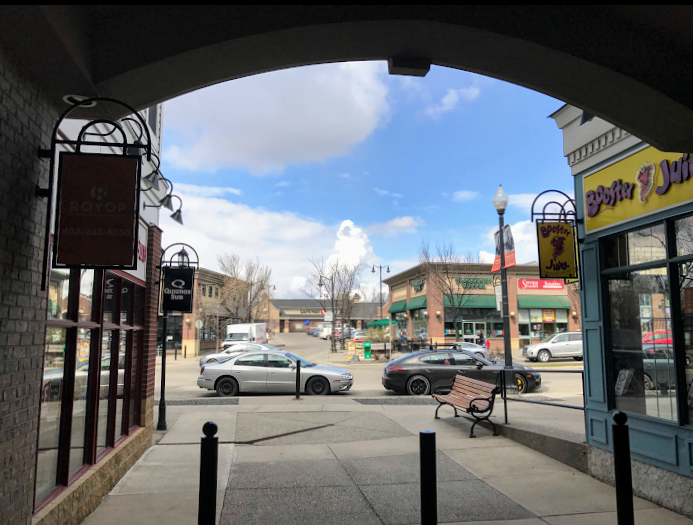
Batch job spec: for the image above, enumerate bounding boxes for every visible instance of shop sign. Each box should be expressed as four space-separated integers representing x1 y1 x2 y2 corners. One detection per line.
456 277 492 289
161 267 195 313
517 279 565 290
78 339 90 361
347 339 355 357
584 146 693 233
536 222 577 279
555 309 568 323
495 285 502 311
640 305 652 319
324 312 334 322
55 152 140 267
530 309 543 323
411 279 425 292
491 224 516 272
542 309 556 322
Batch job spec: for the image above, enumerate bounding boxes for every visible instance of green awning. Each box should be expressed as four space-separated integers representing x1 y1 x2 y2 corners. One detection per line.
406 296 427 310
366 319 399 328
444 295 497 308
517 296 571 309
388 300 408 313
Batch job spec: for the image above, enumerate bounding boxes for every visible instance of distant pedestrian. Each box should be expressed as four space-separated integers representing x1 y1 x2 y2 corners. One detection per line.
485 339 490 350
477 330 485 346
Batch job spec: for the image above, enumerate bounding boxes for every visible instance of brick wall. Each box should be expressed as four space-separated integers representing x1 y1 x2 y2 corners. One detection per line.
0 48 58 525
140 226 161 428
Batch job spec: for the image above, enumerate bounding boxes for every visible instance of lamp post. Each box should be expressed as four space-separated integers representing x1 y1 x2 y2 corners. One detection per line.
372 264 391 360
493 185 516 395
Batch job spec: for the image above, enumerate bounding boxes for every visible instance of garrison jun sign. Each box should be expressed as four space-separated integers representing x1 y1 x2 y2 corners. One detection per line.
536 222 577 279
55 152 140 267
584 146 693 233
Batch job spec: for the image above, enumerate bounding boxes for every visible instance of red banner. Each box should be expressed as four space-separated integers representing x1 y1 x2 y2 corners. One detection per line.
517 279 565 290
55 153 139 267
491 224 516 272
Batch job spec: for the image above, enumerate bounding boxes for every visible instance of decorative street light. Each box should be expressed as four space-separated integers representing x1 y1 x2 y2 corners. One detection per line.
372 264 391 360
492 185 516 395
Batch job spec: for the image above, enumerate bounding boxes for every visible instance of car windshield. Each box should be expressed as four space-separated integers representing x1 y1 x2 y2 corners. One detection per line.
284 352 315 367
225 333 248 341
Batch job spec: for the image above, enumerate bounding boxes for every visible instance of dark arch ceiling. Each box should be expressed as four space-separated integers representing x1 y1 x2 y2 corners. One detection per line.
2 6 693 151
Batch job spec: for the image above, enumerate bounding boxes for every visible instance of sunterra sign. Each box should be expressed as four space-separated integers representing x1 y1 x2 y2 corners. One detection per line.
584 146 693 233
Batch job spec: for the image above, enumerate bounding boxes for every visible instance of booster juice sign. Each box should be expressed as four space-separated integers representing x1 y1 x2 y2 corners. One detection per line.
55 152 140 267
517 279 565 290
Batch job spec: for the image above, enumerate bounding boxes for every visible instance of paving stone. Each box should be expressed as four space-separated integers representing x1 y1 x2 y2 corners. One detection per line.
228 459 354 489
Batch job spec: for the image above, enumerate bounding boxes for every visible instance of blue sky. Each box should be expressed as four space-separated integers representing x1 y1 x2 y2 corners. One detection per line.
159 62 573 297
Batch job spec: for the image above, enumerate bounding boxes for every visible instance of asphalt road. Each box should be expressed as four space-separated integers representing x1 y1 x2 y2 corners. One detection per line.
155 332 584 402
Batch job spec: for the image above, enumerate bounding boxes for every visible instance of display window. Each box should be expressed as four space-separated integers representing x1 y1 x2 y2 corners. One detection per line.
36 269 144 510
603 216 693 424
519 308 569 340
411 309 427 339
393 312 407 338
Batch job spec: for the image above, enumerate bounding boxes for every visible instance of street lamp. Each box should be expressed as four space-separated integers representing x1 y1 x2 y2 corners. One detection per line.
493 185 516 395
372 264 391 360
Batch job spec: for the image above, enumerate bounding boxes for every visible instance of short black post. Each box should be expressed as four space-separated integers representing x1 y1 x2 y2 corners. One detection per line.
420 430 437 525
295 359 301 399
198 421 218 525
612 411 634 525
175 344 178 361
184 345 187 359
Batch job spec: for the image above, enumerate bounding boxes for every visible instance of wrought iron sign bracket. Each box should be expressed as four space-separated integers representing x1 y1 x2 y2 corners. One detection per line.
530 190 581 226
37 97 153 290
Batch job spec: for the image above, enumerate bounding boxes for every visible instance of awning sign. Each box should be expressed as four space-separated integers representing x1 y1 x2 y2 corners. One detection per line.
55 152 140 267
161 267 195 313
536 222 577 279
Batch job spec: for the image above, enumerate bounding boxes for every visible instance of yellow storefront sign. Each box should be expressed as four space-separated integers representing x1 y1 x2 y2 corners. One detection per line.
584 146 693 233
536 222 577 279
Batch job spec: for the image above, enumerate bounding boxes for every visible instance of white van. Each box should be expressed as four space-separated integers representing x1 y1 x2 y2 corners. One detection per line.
221 323 267 349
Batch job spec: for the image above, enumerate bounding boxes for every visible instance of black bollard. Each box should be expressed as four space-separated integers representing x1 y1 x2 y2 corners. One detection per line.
612 411 634 525
295 359 301 399
420 430 437 525
198 421 218 525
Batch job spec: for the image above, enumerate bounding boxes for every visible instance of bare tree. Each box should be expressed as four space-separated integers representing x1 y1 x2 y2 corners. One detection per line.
419 241 485 342
217 253 272 323
566 282 580 324
304 256 362 353
356 283 388 305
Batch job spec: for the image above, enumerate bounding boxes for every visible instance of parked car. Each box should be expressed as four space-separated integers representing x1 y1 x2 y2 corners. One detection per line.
198 350 354 396
381 349 541 396
446 341 493 361
642 331 672 346
522 332 583 362
200 343 278 366
73 352 126 399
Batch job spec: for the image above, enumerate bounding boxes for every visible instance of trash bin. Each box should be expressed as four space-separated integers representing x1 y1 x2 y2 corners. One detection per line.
364 342 372 359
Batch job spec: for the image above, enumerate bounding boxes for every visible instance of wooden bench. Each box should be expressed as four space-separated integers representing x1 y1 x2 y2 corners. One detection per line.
432 375 500 438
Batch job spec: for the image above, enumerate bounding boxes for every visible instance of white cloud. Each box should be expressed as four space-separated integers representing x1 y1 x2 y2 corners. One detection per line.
452 190 480 202
425 86 480 120
479 251 495 264
163 61 390 174
508 191 576 218
367 216 424 236
275 181 290 188
173 183 242 197
374 187 403 199
338 173 351 179
327 220 373 269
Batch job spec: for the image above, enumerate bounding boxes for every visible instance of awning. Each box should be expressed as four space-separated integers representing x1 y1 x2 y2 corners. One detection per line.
388 300 408 313
406 296 427 310
444 295 497 308
517 296 571 309
366 319 400 328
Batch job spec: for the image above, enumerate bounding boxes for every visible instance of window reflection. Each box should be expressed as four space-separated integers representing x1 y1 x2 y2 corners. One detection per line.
678 263 693 424
604 224 667 269
120 282 131 325
36 327 66 501
129 336 139 428
70 329 91 477
78 270 95 322
676 216 693 257
48 269 70 320
115 332 127 437
608 267 677 421
97 331 113 456
104 274 117 324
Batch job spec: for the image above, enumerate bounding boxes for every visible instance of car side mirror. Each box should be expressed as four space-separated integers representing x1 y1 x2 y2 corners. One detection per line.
476 362 484 370
290 363 296 369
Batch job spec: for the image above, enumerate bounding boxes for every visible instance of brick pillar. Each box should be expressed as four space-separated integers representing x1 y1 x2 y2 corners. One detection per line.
0 47 59 524
140 225 162 429
427 284 445 345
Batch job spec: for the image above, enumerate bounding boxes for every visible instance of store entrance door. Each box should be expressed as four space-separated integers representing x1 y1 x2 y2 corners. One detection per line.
463 322 486 343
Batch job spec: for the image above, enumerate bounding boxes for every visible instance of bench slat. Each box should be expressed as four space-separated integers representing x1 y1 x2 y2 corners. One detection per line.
453 376 496 391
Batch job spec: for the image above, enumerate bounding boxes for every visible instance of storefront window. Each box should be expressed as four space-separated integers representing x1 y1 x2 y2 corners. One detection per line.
604 223 667 269
78 270 95 322
96 331 113 457
393 312 407 338
70 328 92 477
48 269 71 320
412 309 427 339
677 262 693 424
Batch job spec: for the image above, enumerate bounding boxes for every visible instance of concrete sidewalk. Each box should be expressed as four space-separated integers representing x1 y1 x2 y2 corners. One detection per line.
83 398 693 525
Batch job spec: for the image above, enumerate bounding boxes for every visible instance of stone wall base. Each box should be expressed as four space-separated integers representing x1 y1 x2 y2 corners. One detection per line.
588 446 693 519
31 426 152 525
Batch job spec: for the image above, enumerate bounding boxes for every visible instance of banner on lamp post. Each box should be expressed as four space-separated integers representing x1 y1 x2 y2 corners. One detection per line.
54 152 141 267
160 267 195 313
536 221 578 279
490 224 516 273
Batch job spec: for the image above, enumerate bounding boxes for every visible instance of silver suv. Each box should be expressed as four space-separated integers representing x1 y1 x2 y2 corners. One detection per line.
522 332 583 362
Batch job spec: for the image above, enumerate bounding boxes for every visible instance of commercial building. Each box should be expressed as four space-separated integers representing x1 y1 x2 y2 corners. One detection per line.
552 104 693 512
383 264 581 351
271 297 378 333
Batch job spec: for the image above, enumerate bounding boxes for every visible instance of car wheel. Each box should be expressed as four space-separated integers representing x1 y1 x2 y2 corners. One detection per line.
307 376 330 395
515 374 528 394
216 377 239 397
573 356 583 361
406 375 431 396
207 358 217 363
644 373 655 391
537 350 551 363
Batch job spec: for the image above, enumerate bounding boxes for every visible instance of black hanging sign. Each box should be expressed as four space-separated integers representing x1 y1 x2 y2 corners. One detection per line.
161 267 195 313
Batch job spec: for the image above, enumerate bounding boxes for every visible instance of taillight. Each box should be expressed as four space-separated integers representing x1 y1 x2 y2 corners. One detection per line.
200 366 205 374
387 365 404 372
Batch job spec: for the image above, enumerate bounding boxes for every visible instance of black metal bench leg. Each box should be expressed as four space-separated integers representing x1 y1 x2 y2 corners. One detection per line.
435 403 444 419
454 406 459 417
469 417 479 438
488 417 499 436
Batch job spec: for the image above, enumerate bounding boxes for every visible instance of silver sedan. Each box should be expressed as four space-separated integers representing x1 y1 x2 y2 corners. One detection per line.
197 350 354 396
446 342 494 361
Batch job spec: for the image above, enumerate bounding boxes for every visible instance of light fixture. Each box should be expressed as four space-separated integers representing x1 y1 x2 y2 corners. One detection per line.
176 247 190 267
510 311 515 318
371 266 376 273
435 311 441 317
572 311 578 318
387 57 431 77
126 139 145 157
493 185 509 213
62 94 97 107
386 266 390 273
143 170 161 191
423 310 428 316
